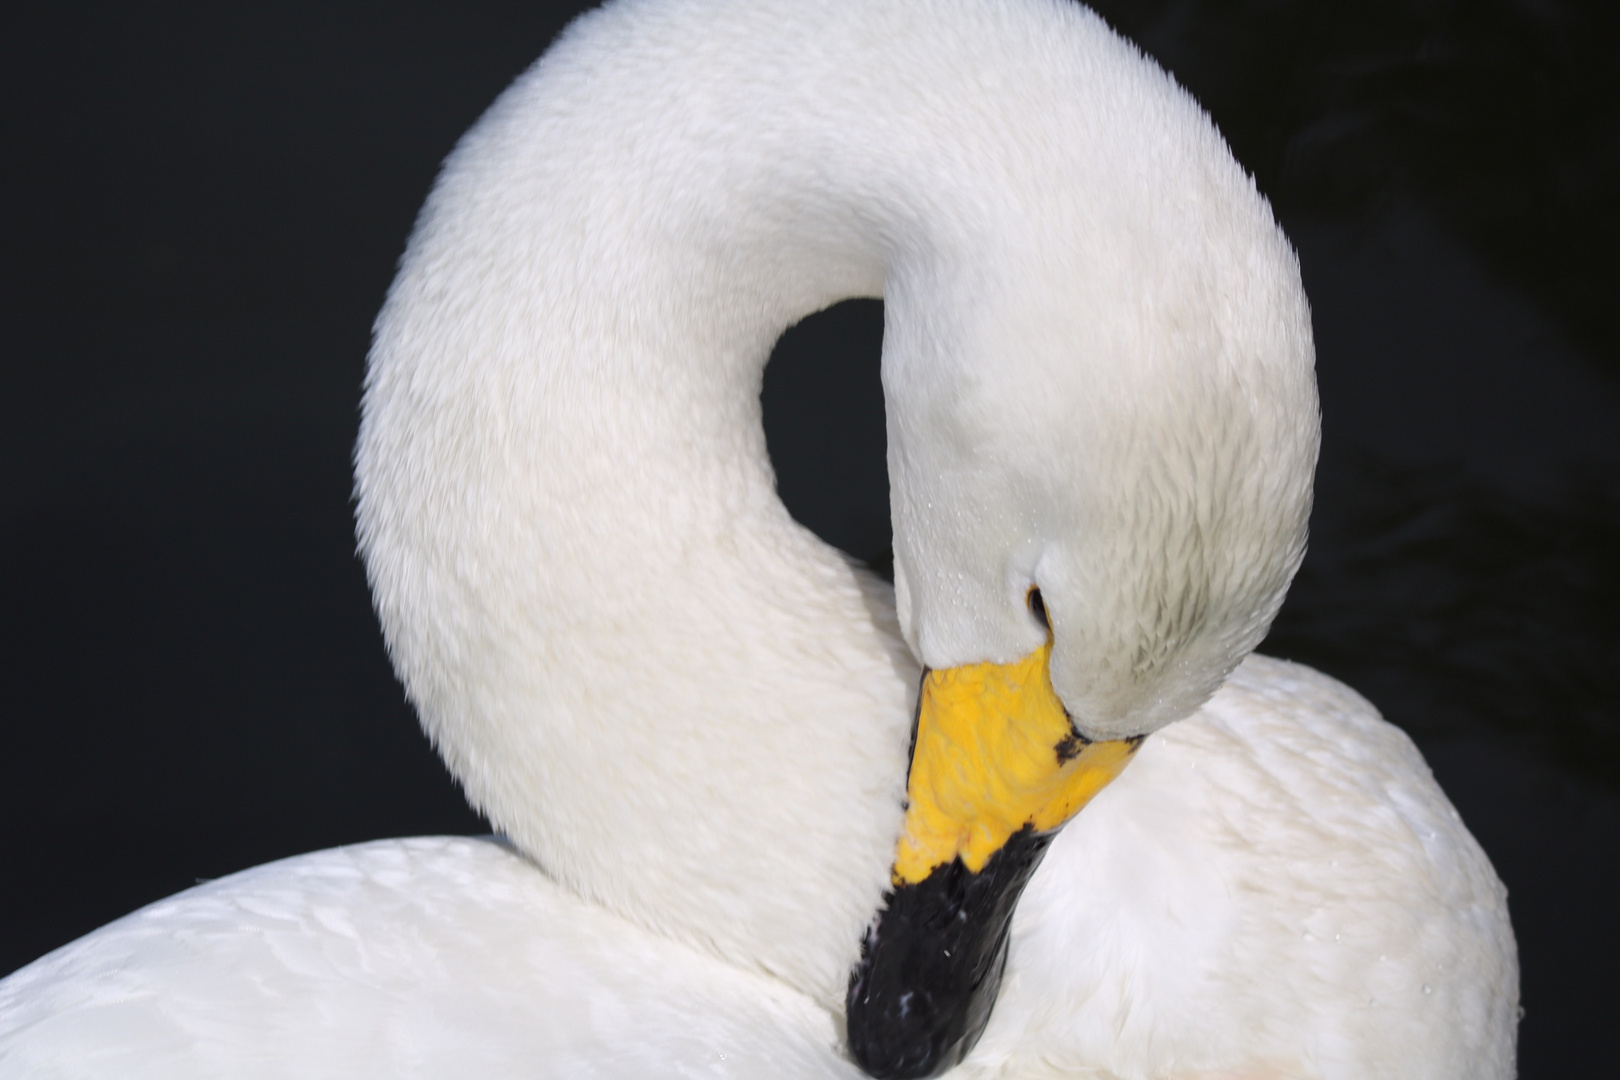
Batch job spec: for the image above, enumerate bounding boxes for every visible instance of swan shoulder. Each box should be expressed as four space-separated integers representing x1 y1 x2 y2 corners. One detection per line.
969 656 1517 1080
0 837 862 1079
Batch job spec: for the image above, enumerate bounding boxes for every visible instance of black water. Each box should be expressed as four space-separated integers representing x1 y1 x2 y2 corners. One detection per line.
3 2 1614 1075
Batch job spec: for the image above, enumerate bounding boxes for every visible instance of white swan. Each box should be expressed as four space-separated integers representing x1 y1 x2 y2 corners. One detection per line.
0 1 1516 1077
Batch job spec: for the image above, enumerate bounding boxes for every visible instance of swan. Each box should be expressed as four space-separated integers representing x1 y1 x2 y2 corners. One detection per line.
0 0 1517 1076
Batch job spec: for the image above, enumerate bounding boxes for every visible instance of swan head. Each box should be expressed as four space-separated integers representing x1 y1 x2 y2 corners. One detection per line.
851 110 1316 1072
884 199 1317 746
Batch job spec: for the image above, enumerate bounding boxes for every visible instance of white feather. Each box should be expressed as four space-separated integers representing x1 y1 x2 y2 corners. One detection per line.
0 1 1515 1076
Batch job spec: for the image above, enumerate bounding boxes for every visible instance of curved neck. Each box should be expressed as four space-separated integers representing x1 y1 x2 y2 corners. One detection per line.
355 0 1314 1004
360 0 978 1003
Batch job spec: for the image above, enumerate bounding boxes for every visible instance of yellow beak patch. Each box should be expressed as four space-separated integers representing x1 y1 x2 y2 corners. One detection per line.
892 640 1141 885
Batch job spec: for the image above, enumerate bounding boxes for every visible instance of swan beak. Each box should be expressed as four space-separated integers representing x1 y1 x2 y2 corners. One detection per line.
846 641 1141 1080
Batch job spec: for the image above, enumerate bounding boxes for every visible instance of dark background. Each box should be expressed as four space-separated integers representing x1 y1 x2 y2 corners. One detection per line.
2 1 1615 1074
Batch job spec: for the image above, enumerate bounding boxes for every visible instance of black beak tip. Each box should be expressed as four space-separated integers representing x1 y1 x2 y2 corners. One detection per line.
846 932 1009 1079
844 827 1055 1079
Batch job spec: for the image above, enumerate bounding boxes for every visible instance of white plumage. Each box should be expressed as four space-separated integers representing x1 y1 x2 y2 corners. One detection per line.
0 1 1516 1077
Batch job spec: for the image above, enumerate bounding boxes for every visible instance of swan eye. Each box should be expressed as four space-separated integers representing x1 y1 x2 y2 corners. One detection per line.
1027 587 1050 631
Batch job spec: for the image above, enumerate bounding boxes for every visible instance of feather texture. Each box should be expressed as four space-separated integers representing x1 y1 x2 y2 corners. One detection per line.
0 1 1514 1076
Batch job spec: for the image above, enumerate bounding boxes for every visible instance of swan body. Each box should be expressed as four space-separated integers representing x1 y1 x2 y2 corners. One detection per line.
0 837 866 1079
0 660 1513 1078
0 0 1516 1076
